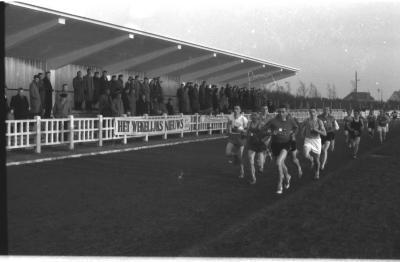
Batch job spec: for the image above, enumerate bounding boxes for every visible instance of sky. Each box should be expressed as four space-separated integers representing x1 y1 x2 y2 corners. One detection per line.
20 0 400 100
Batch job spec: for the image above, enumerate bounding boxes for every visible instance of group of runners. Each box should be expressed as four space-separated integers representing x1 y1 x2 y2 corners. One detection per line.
225 104 397 194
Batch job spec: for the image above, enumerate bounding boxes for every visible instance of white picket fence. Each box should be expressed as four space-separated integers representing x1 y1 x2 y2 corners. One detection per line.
6 110 348 153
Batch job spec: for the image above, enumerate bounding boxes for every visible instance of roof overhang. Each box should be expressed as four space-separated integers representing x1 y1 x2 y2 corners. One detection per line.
5 1 299 83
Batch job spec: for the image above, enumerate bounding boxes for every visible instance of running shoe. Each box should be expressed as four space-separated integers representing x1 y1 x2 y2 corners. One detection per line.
276 187 283 194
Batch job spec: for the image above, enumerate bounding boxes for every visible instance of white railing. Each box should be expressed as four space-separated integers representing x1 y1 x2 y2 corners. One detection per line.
6 109 348 153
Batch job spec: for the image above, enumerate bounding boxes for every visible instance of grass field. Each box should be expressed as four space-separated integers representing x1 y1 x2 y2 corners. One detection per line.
7 123 400 257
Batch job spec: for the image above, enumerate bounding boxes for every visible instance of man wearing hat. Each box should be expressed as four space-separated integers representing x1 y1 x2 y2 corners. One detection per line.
10 87 30 120
43 71 54 118
83 68 94 111
29 74 42 117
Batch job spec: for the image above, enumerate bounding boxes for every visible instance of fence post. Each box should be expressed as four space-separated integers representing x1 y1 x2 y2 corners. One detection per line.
195 113 199 137
122 114 127 145
180 113 184 138
143 114 149 142
220 113 224 134
69 115 74 150
163 113 168 140
98 114 103 147
35 116 41 153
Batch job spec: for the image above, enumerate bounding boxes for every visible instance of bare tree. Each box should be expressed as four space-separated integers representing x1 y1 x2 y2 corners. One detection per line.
331 84 337 99
327 83 332 99
297 81 308 97
285 81 291 94
308 82 320 98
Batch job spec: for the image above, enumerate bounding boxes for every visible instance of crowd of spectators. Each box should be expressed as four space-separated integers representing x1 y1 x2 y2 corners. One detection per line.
176 81 273 115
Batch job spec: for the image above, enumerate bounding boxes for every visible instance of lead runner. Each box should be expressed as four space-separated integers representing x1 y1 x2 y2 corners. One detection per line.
264 104 298 194
225 105 248 178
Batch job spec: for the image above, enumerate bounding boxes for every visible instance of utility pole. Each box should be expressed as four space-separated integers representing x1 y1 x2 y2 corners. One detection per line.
355 71 360 93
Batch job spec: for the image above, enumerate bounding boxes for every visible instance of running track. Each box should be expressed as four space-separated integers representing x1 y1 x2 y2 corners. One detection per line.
7 125 400 256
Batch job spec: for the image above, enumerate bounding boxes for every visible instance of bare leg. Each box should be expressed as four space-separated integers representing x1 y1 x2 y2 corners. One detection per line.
256 151 265 173
303 145 314 168
321 141 330 170
330 139 335 152
312 153 321 179
238 146 245 178
353 137 360 158
291 150 303 178
276 149 288 194
247 150 256 183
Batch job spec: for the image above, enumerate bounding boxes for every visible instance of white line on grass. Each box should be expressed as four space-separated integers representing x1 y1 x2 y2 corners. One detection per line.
7 136 227 166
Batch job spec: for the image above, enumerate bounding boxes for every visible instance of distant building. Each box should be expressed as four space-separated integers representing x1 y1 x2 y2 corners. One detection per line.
343 91 375 102
388 91 400 102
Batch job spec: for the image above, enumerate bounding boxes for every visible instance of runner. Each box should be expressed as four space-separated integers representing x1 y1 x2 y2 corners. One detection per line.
301 107 327 180
318 107 339 170
287 112 303 178
366 109 376 137
259 105 273 163
225 105 248 178
264 104 298 194
390 110 398 130
347 109 364 159
246 112 269 184
376 109 390 144
343 109 353 147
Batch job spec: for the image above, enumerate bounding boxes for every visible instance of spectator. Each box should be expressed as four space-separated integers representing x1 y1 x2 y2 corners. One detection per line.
53 92 71 118
43 71 54 118
109 75 119 97
38 72 45 114
73 71 84 110
93 71 101 106
140 77 151 108
29 75 41 117
150 97 165 115
10 87 29 119
182 83 191 114
111 90 124 117
126 77 137 116
199 81 206 110
99 70 109 95
166 98 174 115
83 68 94 111
5 85 11 120
212 86 219 114
117 74 124 93
136 94 148 116
189 83 200 113
176 83 184 113
203 84 213 114
98 88 112 117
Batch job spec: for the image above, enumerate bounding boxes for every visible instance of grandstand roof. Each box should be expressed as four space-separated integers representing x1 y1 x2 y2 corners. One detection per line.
5 2 298 85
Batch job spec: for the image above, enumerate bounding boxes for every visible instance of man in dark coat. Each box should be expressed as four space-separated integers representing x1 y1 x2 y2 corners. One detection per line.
136 94 148 116
38 73 45 114
29 75 41 116
166 98 174 115
176 83 184 113
73 71 84 110
199 81 206 110
93 71 101 106
98 88 112 117
109 75 119 98
83 68 94 111
10 87 29 119
99 70 109 95
43 71 54 118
